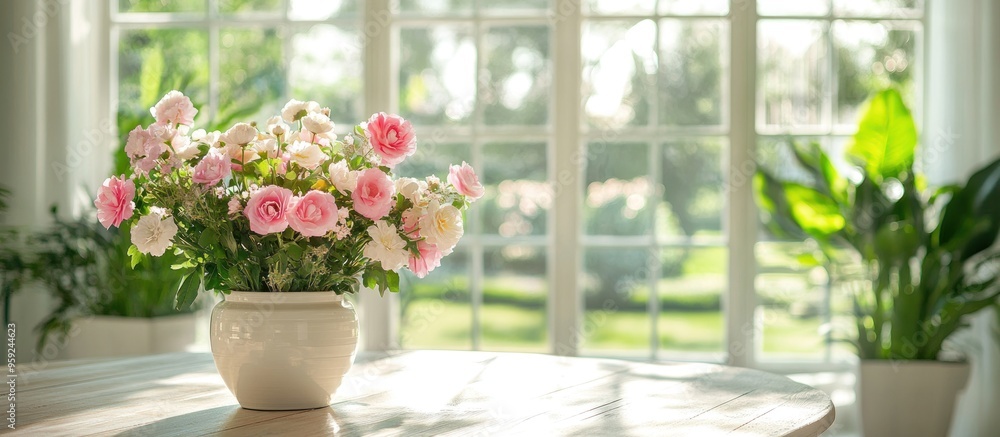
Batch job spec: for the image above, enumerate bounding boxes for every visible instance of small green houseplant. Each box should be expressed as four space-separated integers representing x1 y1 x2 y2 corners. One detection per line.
755 89 1000 361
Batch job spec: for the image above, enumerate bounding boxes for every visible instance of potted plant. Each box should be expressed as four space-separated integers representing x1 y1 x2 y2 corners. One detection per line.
29 208 197 359
96 91 483 410
754 89 1000 437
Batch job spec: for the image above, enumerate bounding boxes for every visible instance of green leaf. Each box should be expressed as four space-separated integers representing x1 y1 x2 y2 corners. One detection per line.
198 228 219 248
386 270 400 293
174 269 202 311
846 89 917 181
783 183 845 237
127 244 144 269
938 157 1000 259
256 160 271 179
285 242 304 260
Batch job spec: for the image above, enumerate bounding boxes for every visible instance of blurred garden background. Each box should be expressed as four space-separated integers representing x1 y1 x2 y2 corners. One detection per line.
107 0 920 361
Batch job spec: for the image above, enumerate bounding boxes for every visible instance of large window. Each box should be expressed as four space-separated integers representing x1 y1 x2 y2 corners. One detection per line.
110 0 923 367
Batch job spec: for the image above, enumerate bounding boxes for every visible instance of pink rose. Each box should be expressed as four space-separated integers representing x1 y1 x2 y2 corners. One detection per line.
447 161 484 199
408 240 443 278
94 175 135 229
364 112 416 167
244 185 293 235
151 90 197 126
287 191 339 237
351 168 395 220
192 152 231 186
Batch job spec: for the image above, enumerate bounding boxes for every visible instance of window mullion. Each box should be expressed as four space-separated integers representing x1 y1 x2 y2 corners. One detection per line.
726 0 757 368
551 0 583 356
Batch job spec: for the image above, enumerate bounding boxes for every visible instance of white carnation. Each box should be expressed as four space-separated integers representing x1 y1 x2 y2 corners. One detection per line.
131 211 178 256
418 200 463 254
287 140 329 170
362 220 409 271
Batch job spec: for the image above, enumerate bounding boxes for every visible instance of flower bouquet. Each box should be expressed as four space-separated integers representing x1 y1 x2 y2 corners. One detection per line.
96 90 483 303
95 91 483 409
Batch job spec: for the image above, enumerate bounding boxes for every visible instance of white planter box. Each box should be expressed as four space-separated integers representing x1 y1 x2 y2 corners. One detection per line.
59 314 197 359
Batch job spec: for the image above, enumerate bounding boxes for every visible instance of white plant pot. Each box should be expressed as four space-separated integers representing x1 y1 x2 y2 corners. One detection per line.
60 314 198 359
210 291 359 411
858 360 970 437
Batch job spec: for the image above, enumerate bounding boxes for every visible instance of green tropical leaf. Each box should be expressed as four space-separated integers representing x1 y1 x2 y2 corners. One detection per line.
846 89 917 181
783 183 845 237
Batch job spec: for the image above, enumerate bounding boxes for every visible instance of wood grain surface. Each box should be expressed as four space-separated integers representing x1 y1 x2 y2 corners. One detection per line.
13 351 835 436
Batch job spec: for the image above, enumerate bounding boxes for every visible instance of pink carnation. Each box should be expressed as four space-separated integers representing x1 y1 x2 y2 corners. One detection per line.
151 90 198 126
287 191 339 237
364 112 416 168
94 175 135 229
447 161 484 199
408 240 444 278
191 152 231 186
244 185 293 235
351 168 395 220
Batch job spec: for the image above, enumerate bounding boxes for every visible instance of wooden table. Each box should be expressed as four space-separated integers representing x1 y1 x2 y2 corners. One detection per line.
14 351 835 436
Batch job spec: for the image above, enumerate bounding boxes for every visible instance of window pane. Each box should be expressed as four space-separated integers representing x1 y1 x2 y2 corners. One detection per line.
481 142 550 237
755 242 828 360
395 143 473 181
659 20 727 127
399 249 472 350
581 248 653 356
757 0 829 16
289 0 360 19
220 0 281 13
582 20 656 129
481 0 548 14
482 26 551 126
481 246 548 351
585 0 654 15
758 20 829 130
658 138 725 239
119 0 205 13
658 0 728 16
834 21 919 126
397 0 474 15
291 25 363 124
833 0 922 17
584 142 653 236
398 26 476 127
220 28 284 124
117 29 209 124
659 247 725 356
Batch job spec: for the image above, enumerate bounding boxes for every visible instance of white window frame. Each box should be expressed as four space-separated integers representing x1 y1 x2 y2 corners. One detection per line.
100 0 925 373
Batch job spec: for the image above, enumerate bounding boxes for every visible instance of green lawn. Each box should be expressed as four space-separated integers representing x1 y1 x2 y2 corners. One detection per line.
401 300 832 357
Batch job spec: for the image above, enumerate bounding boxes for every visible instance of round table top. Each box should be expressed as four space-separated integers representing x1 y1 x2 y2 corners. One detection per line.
17 350 835 436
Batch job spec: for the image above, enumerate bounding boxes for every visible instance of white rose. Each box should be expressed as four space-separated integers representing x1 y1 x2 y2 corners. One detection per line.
287 140 329 170
302 112 335 134
418 200 463 254
131 211 178 256
362 220 409 270
223 122 258 145
395 177 424 203
328 160 358 193
281 99 321 123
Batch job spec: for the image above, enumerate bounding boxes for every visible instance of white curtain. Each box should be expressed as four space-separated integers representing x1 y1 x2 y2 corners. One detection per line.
927 1 1000 436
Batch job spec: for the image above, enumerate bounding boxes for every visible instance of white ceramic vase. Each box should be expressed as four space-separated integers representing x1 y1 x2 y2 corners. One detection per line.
858 360 970 437
210 291 359 410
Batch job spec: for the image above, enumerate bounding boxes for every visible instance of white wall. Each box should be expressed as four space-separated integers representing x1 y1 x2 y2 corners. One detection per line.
0 0 110 362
